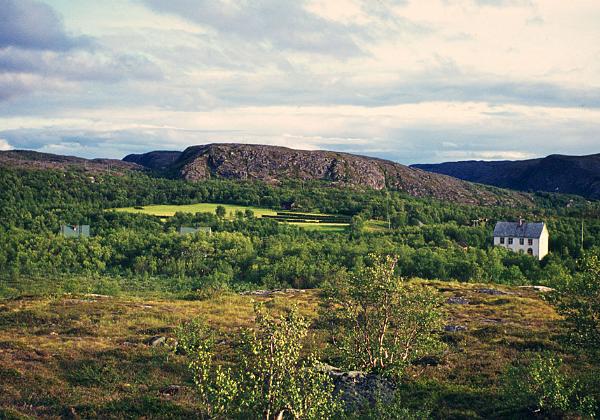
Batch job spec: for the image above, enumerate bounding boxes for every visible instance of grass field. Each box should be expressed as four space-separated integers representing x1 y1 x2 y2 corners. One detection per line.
113 203 350 231
114 203 279 218
2 282 594 418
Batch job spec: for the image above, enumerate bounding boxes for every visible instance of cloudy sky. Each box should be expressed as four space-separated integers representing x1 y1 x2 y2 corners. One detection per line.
0 0 599 163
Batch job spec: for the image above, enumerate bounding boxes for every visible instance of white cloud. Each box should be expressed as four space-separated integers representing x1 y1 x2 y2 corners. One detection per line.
0 0 598 163
0 138 13 150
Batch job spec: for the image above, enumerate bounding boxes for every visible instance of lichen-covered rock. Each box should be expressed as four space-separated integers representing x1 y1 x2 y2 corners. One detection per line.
444 325 468 332
446 296 469 305
162 143 531 207
318 364 396 411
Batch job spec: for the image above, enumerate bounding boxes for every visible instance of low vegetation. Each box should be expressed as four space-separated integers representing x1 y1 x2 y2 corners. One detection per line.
1 279 598 418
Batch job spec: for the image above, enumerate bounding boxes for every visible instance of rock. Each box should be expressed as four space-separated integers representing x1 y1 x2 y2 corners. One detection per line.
444 325 467 332
475 288 512 296
446 296 469 305
482 318 503 324
518 285 555 293
84 293 111 299
147 336 166 347
413 355 441 366
240 288 308 297
160 385 182 396
134 143 530 207
317 363 396 410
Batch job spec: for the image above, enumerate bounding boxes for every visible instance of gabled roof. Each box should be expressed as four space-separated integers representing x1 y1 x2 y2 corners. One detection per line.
493 221 545 238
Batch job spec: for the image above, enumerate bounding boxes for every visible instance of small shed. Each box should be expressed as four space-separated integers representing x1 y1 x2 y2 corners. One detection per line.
60 225 90 238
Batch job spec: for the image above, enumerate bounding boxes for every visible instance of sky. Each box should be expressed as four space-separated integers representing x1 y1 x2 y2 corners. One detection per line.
0 0 599 164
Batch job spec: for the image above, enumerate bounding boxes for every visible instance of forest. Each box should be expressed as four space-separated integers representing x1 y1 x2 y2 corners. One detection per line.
0 166 599 298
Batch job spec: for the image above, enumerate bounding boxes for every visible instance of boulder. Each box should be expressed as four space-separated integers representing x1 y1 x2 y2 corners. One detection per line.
318 363 396 411
446 296 469 305
518 285 555 293
444 325 467 332
147 336 166 347
160 385 182 396
475 288 512 296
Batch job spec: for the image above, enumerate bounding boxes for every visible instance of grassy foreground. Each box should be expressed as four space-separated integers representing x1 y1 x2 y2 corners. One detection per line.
1 281 588 419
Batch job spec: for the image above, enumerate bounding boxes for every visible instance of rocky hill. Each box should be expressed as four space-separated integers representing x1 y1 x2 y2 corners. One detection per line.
412 153 600 200
0 150 141 173
128 143 531 206
123 151 182 170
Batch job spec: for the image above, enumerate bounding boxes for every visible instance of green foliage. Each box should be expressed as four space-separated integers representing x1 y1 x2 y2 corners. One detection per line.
348 215 365 237
173 317 211 355
2 166 600 297
176 305 341 419
215 205 227 218
502 352 596 417
324 255 446 377
547 253 600 354
350 393 432 420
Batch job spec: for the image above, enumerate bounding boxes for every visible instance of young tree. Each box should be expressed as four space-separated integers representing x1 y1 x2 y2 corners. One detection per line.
547 253 600 354
215 205 227 218
502 353 596 417
323 254 445 377
348 215 364 238
176 305 341 419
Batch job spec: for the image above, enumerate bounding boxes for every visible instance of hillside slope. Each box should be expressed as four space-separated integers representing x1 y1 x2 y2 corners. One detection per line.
123 150 182 170
0 150 141 173
412 153 600 200
128 143 531 206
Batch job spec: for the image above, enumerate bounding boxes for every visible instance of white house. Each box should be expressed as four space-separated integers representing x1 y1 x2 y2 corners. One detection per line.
493 220 549 260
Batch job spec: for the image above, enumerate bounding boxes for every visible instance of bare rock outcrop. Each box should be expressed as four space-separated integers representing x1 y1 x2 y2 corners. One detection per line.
163 143 531 206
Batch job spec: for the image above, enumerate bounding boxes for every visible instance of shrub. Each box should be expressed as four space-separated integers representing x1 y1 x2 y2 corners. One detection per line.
323 254 445 377
502 352 596 417
546 253 600 354
175 304 341 419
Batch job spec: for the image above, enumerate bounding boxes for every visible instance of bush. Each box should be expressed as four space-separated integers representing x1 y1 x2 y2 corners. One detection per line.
175 304 341 419
502 352 596 417
322 254 445 377
546 253 600 354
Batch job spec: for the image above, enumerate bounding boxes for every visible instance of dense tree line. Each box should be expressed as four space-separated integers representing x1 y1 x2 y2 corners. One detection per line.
1 166 599 296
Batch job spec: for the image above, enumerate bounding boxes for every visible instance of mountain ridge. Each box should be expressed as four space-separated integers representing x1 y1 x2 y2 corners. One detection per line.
412 153 600 200
125 143 531 206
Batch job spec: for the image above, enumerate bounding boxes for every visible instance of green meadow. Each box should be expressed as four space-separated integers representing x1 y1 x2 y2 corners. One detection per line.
114 202 350 231
114 202 279 218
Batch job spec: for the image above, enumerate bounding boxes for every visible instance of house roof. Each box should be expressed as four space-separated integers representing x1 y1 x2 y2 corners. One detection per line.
493 221 545 238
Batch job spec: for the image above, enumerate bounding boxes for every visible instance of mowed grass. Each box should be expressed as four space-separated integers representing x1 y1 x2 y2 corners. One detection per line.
113 202 350 231
286 222 348 232
0 282 590 419
114 203 278 218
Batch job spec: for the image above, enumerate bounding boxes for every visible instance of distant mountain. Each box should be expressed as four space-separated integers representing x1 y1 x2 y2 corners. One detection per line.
0 150 141 173
123 151 182 170
127 143 530 206
412 153 600 200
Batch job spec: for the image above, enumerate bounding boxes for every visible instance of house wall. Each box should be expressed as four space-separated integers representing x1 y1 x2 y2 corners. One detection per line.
538 227 549 260
493 234 547 260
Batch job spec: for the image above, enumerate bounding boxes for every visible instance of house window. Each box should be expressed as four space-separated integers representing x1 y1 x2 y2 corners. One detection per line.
520 238 524 245
527 248 533 255
528 239 533 246
508 238 513 245
500 237 505 244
